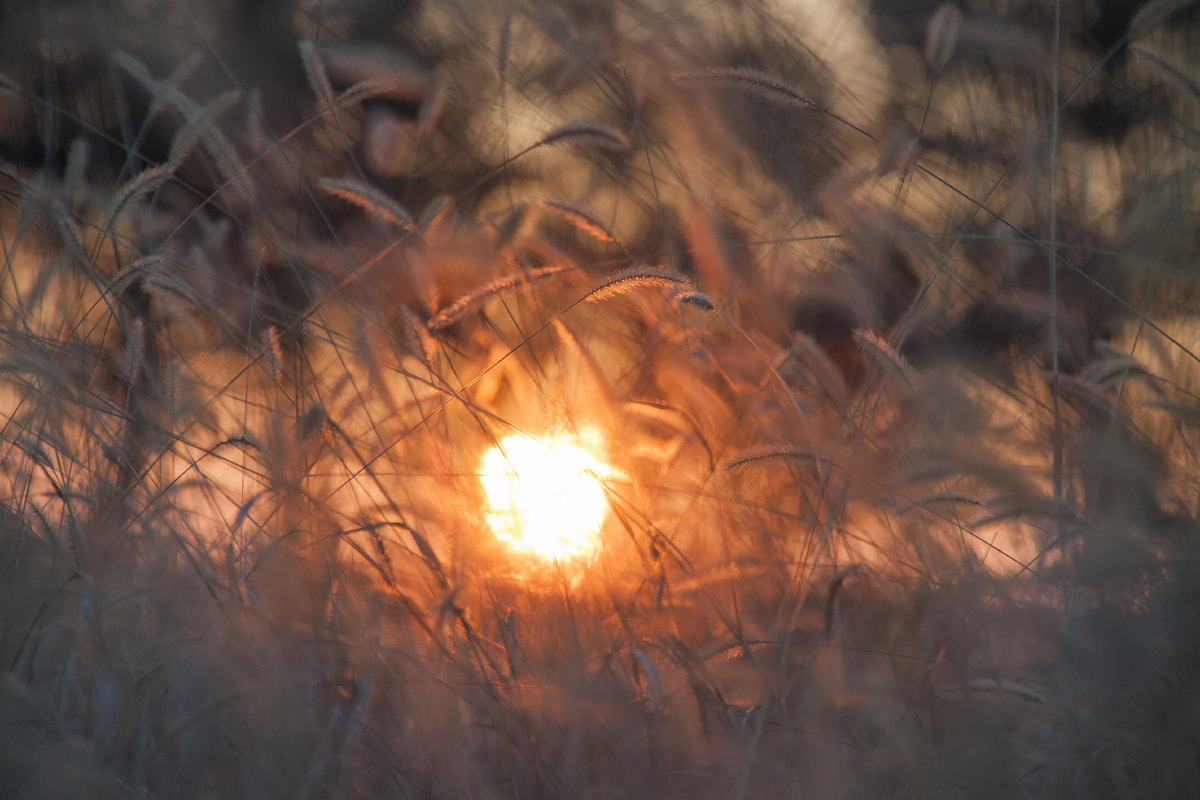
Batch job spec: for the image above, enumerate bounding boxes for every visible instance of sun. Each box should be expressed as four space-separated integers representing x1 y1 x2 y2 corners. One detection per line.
479 431 613 561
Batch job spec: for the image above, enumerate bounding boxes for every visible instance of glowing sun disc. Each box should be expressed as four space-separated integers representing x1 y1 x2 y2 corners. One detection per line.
479 432 612 561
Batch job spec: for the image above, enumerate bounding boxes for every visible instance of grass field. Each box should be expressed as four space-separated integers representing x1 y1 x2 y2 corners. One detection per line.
2 0 1200 796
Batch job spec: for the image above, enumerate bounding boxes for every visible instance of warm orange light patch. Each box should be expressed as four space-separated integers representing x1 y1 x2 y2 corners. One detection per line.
479 432 613 561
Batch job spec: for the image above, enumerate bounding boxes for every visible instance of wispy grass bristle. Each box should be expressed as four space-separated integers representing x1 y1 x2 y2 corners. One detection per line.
105 163 181 231
671 67 824 110
723 446 816 470
427 265 574 330
676 291 716 310
102 254 163 302
853 328 916 389
539 198 622 246
536 120 631 152
583 265 690 303
318 177 415 229
298 39 336 109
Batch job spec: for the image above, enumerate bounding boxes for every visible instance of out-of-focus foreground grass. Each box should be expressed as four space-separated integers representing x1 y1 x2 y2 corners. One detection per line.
2 1 1199 797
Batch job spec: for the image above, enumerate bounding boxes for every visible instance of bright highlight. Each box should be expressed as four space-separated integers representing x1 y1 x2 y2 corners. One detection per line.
479 432 612 561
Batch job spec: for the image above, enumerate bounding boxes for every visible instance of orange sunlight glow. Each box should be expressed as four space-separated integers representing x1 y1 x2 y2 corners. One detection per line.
479 431 613 561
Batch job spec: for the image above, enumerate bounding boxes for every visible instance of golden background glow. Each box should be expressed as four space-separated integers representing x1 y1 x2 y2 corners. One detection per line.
479 432 613 561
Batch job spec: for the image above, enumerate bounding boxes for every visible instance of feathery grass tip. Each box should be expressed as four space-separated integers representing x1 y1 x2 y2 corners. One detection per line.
583 266 691 303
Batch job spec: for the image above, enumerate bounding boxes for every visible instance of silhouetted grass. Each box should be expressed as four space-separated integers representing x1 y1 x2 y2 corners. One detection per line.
2 1 1199 797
